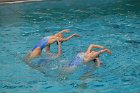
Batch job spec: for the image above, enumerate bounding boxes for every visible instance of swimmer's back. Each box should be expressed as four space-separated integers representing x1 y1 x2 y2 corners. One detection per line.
68 52 85 67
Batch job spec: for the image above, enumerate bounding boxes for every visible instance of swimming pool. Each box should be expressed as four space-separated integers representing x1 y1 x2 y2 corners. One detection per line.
0 0 140 93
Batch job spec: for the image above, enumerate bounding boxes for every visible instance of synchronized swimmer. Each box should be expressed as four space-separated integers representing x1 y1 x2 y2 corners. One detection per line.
25 29 80 61
68 44 112 68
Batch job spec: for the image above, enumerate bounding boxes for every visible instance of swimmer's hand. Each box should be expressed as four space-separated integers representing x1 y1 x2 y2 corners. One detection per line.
106 49 112 55
73 34 80 37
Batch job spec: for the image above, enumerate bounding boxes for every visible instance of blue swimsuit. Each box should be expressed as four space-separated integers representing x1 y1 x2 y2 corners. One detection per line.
68 52 86 67
32 36 50 51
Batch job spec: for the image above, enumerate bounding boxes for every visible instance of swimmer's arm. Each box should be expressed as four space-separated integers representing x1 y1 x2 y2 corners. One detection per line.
58 29 70 34
57 41 62 56
46 41 62 59
95 57 101 67
86 44 105 54
55 30 70 38
61 34 80 41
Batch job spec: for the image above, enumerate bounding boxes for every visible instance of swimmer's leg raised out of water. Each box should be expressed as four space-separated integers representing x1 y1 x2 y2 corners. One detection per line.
25 47 41 62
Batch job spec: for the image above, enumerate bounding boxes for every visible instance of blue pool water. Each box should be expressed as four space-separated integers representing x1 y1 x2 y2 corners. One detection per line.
0 0 140 93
